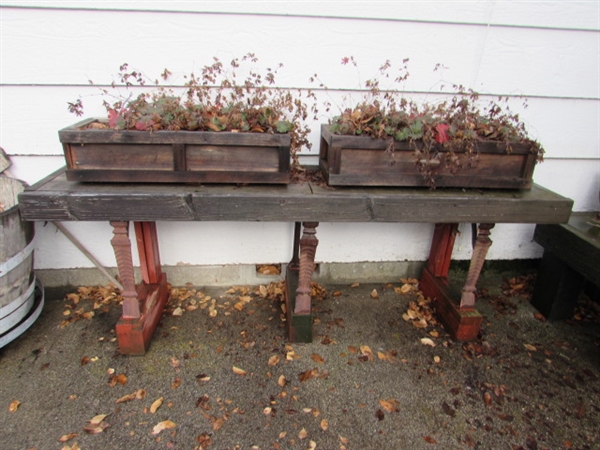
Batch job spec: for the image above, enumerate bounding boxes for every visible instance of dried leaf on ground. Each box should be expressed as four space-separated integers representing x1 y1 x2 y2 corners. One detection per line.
311 353 325 364
268 355 281 366
420 338 436 347
379 398 399 413
58 433 78 442
150 397 164 413
232 366 247 376
108 373 127 387
152 419 176 435
83 414 109 434
9 400 20 412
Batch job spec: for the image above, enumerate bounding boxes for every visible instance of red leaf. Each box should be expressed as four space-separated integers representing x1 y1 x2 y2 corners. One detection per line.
107 109 120 128
434 123 450 144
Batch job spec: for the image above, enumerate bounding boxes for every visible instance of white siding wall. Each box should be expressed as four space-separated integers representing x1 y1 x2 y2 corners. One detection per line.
1 1 599 271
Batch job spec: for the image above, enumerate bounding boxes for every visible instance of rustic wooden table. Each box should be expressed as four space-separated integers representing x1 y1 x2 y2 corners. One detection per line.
19 169 573 354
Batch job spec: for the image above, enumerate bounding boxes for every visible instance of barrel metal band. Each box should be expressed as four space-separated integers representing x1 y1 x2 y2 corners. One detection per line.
0 238 35 276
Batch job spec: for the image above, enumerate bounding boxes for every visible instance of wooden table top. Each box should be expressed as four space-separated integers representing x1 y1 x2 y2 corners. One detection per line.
19 168 573 224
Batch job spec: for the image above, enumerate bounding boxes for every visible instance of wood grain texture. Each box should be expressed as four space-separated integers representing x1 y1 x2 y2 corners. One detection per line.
18 169 573 224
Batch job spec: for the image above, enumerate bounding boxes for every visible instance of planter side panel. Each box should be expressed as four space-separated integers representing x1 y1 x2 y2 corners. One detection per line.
319 125 537 189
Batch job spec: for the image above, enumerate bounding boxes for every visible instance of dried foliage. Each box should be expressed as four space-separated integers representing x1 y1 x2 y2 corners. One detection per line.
318 57 545 187
68 54 316 167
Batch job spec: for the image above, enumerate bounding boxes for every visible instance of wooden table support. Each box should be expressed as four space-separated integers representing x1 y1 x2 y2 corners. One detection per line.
111 221 169 355
285 222 319 343
421 223 495 341
19 170 574 353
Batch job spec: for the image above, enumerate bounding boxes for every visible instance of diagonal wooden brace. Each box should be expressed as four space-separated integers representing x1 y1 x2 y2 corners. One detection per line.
460 223 495 309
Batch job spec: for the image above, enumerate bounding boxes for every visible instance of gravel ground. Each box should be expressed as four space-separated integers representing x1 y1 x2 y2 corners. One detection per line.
1 270 599 450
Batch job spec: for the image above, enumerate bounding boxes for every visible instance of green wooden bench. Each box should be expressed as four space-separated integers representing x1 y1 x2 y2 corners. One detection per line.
531 212 600 319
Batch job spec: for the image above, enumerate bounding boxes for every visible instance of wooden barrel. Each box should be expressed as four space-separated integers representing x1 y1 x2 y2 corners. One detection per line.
0 176 36 336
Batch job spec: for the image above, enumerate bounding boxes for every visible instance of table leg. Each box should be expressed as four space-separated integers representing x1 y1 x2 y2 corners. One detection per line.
460 223 495 309
285 222 319 342
111 221 169 355
421 223 493 341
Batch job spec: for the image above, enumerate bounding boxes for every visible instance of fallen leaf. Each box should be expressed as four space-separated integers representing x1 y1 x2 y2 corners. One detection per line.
58 433 78 442
268 355 281 366
370 289 379 299
172 306 183 316
379 399 399 413
286 351 300 360
89 414 108 425
320 419 329 431
298 428 308 440
150 397 164 413
108 373 127 386
311 353 325 364
424 435 437 444
277 375 287 387
116 393 137 404
339 436 349 445
9 400 20 412
420 338 436 347
171 377 181 389
152 419 176 435
196 374 211 384
232 366 247 376
375 409 385 421
211 417 224 431
441 401 455 417
524 343 537 352
196 432 213 449
483 392 492 407
84 414 109 434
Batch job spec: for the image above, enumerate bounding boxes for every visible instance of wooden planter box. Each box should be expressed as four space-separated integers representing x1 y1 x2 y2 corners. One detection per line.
60 118 292 184
319 125 538 189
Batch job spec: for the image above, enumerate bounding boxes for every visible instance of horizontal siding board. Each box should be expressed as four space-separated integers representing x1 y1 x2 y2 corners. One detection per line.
3 1 599 30
1 8 597 99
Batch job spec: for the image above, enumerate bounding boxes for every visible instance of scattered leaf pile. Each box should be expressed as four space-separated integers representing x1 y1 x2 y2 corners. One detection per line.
60 284 122 328
399 278 439 330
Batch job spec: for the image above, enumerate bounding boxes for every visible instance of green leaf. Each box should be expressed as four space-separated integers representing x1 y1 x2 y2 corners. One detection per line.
276 120 293 133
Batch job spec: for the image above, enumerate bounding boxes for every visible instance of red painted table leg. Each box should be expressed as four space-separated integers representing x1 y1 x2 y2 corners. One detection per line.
421 223 491 341
111 221 169 355
285 222 318 342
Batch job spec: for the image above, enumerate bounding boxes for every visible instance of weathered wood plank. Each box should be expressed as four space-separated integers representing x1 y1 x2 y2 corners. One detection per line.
18 168 573 224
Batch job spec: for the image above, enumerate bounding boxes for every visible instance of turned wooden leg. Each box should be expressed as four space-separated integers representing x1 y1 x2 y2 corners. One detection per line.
295 222 319 315
460 223 495 309
285 222 319 342
110 221 140 319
